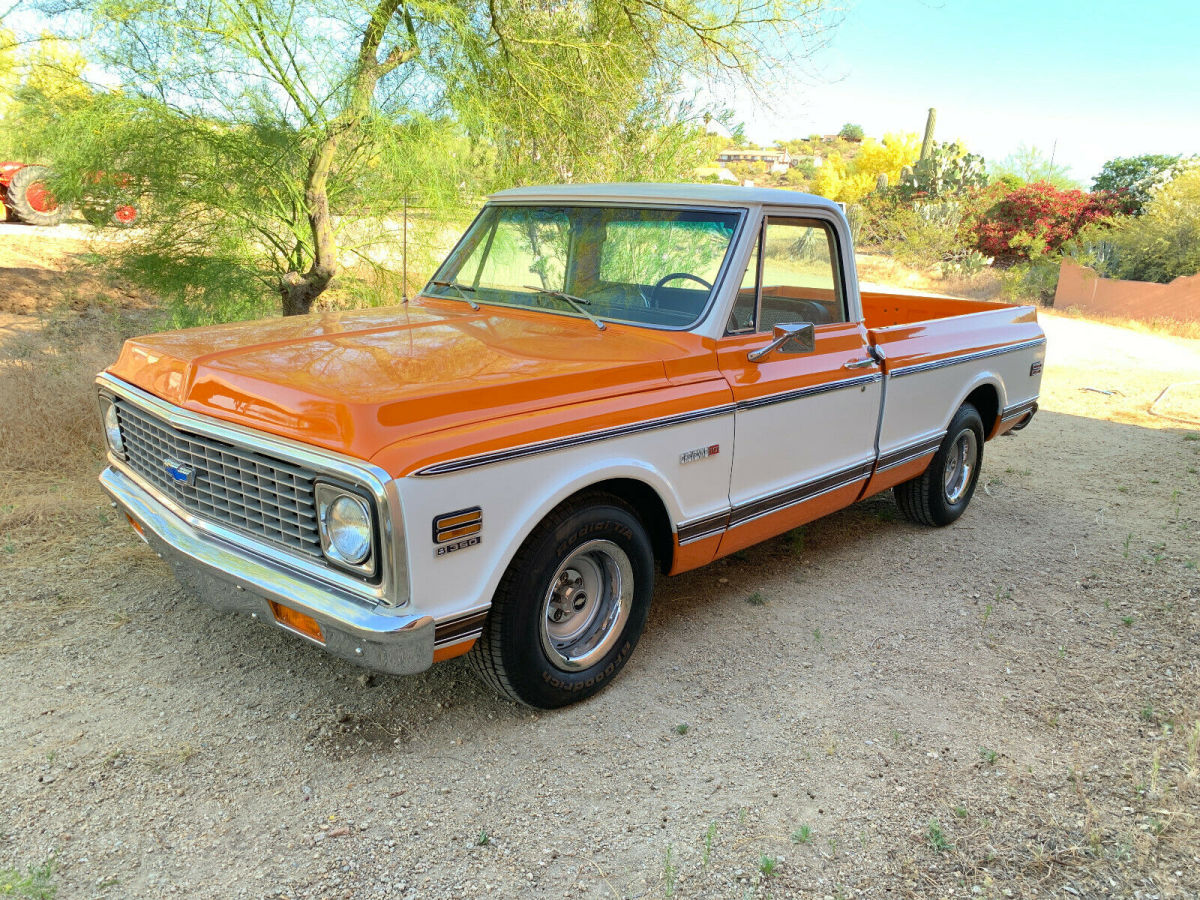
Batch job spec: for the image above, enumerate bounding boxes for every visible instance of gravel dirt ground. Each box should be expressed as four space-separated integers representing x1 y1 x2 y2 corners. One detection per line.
1 238 1199 899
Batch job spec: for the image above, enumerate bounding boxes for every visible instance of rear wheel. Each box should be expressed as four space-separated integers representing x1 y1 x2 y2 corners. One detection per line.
7 165 72 226
469 492 654 708
894 403 985 527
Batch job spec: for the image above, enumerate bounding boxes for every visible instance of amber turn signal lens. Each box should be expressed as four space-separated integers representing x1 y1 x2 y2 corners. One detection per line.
125 513 146 541
268 602 325 644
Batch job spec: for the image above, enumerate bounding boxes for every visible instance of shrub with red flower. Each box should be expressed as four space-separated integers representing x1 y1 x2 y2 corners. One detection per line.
972 182 1133 262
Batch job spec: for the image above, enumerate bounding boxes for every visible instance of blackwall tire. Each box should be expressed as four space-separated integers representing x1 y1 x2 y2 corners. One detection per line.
8 165 72 227
894 403 985 527
468 493 654 708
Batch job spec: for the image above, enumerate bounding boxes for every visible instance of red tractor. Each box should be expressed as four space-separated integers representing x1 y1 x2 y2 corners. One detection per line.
0 161 140 227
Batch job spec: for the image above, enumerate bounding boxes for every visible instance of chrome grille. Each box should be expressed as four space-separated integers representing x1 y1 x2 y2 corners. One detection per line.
113 398 322 557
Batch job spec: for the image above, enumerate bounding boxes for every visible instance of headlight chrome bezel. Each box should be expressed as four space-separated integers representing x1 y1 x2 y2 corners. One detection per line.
315 481 379 579
101 396 125 456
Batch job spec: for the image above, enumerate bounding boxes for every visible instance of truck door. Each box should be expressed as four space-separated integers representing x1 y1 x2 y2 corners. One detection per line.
716 214 882 555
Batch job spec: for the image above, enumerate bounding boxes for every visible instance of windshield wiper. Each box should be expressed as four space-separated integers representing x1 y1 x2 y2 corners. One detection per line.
522 286 606 331
428 279 480 310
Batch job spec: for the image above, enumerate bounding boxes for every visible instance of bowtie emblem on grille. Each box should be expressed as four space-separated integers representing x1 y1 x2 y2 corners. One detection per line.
163 458 196 486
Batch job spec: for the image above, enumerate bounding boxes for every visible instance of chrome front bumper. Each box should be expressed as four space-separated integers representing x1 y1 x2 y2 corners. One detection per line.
101 465 435 675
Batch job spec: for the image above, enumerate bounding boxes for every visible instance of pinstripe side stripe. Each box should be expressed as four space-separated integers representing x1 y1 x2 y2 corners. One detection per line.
677 459 875 545
889 338 1046 379
413 404 737 476
434 610 488 646
1000 398 1038 421
875 433 945 472
415 373 886 477
735 373 881 411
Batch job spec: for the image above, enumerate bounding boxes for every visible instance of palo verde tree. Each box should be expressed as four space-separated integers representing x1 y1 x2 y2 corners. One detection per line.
33 0 833 318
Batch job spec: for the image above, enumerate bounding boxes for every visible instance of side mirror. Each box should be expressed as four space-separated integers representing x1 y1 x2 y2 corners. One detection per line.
747 323 815 363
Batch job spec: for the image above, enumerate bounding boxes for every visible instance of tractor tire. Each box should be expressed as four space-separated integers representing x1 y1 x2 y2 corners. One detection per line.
82 200 140 228
7 165 72 227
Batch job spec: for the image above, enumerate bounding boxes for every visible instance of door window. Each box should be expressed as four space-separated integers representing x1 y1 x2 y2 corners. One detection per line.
738 217 846 332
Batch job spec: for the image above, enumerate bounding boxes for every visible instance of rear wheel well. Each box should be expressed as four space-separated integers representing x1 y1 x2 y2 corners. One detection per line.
964 384 999 438
562 479 673 572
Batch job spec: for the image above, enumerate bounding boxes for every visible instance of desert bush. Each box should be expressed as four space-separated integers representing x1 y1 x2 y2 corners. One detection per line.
972 182 1131 262
999 255 1062 304
1075 168 1200 283
1092 153 1190 215
811 132 921 204
859 193 986 275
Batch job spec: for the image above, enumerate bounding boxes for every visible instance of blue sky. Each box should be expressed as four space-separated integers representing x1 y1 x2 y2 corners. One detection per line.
728 0 1200 183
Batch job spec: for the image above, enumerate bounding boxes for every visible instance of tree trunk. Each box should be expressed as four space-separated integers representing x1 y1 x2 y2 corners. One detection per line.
279 132 340 316
277 0 418 316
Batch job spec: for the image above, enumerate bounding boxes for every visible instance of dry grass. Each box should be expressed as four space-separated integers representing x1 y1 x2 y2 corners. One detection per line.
0 307 149 567
0 310 133 473
1046 303 1200 341
855 252 1008 301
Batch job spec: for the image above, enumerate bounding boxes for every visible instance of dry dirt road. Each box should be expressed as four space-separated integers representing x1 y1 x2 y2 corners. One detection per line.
1 305 1198 900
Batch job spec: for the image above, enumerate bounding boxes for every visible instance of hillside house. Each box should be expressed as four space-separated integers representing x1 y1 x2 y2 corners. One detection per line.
715 148 792 175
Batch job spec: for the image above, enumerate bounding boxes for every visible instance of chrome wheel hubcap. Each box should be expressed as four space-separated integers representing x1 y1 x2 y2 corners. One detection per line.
944 429 979 504
540 539 633 671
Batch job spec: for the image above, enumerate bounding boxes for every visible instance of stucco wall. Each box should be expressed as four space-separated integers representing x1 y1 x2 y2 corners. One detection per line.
1055 260 1200 324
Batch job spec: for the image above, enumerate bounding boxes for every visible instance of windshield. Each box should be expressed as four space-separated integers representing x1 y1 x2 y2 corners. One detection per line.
426 204 742 329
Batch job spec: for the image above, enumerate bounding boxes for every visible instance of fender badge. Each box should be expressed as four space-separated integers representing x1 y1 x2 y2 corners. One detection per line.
436 535 481 557
433 507 482 557
680 444 720 464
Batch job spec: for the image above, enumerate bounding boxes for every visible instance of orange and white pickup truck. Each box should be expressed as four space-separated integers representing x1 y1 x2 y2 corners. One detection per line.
97 184 1044 707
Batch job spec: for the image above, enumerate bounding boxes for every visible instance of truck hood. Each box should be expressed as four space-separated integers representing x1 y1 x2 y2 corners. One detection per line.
107 299 707 461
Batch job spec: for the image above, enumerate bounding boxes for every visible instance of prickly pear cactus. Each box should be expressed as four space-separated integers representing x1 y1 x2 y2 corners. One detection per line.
901 140 986 200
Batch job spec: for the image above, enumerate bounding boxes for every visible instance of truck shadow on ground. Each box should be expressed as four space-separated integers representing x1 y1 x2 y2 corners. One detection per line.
99 404 1197 765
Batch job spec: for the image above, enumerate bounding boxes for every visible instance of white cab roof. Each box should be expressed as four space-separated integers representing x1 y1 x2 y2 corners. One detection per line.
489 182 841 212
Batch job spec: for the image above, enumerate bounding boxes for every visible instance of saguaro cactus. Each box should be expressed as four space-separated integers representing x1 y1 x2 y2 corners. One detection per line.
920 107 937 162
875 172 889 192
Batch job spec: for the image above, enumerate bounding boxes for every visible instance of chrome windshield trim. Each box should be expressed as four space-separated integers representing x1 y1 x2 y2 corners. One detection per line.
889 338 1047 379
95 373 410 607
425 201 750 333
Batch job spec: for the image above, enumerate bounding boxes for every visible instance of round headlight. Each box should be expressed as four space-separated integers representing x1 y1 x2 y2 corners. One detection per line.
327 495 371 564
103 403 125 454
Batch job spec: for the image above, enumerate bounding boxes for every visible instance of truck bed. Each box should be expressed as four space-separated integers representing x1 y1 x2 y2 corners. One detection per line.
861 289 1017 329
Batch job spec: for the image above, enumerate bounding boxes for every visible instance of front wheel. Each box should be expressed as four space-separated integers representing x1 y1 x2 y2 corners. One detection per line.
894 403 985 527
469 493 654 708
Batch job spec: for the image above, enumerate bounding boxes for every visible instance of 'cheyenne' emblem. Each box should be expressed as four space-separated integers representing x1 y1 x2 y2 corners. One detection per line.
680 444 720 464
163 458 196 486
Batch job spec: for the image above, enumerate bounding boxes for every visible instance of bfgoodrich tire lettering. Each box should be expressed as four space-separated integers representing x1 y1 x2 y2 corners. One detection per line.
469 492 654 708
894 403 985 527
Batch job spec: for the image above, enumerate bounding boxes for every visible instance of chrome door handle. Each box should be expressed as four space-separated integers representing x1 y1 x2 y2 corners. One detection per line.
843 357 877 369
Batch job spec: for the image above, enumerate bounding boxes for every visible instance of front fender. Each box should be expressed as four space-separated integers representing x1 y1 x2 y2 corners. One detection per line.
392 416 735 629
